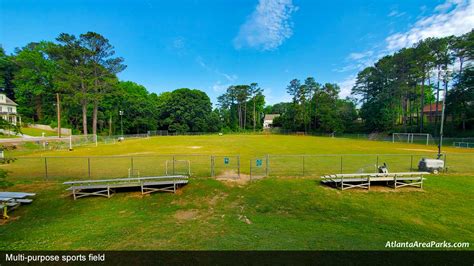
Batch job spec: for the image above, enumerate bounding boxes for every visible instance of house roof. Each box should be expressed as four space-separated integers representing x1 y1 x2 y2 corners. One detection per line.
264 114 280 120
422 103 442 113
0 93 18 106
5 97 18 106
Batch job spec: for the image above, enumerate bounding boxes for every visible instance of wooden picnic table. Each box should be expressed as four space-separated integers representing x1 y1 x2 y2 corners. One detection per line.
0 192 36 198
0 192 36 219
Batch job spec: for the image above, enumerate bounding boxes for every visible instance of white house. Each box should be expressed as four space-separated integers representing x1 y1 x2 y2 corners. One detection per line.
0 93 18 125
263 114 280 129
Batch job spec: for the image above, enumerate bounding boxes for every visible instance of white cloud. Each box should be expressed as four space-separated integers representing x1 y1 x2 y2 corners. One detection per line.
196 56 238 82
264 87 292 104
337 0 474 98
386 0 474 51
337 75 357 99
211 81 230 93
173 37 185 50
233 0 298 51
388 10 406 18
348 51 374 60
435 0 463 12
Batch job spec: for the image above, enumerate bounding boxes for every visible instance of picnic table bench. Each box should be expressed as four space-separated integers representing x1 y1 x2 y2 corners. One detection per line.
321 172 429 191
0 192 36 219
63 175 189 200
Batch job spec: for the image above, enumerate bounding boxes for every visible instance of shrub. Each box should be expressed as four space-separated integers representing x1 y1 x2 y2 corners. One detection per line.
0 169 12 188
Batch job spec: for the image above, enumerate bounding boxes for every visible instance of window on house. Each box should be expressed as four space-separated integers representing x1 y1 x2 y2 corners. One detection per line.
8 107 12 113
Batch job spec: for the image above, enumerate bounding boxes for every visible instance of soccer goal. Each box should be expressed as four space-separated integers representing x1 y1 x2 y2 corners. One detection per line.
165 160 191 176
453 142 474 148
392 133 433 146
68 134 98 150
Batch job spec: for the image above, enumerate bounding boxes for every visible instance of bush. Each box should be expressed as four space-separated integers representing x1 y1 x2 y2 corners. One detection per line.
0 169 12 188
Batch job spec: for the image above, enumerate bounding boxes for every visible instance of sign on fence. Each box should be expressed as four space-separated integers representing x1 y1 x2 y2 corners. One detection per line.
211 155 240 179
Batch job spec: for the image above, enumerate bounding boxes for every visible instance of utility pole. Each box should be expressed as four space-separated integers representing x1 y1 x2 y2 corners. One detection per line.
437 71 448 159
56 93 61 138
119 110 124 137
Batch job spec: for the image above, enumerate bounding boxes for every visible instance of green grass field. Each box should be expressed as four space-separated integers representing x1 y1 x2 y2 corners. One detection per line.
0 133 19 139
1 135 473 250
20 127 59 137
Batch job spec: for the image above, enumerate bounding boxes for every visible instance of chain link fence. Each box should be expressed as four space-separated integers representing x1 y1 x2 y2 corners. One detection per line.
3 153 473 181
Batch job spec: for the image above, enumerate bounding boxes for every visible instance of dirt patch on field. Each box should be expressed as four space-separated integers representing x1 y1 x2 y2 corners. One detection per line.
369 186 425 192
122 152 155 156
397 148 437 152
208 192 228 206
174 209 198 220
6 182 55 192
0 216 20 225
125 192 146 198
215 170 252 185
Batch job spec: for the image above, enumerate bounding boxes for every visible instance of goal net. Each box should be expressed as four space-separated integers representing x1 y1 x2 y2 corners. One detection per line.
68 134 98 149
16 134 98 151
392 133 433 146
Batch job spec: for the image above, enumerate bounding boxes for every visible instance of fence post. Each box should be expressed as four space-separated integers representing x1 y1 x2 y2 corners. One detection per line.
340 156 343 174
410 155 413 171
44 157 48 180
88 157 91 179
249 159 252 181
210 156 214 178
237 155 241 179
302 155 305 177
131 156 134 172
265 154 269 177
376 155 379 172
172 155 175 175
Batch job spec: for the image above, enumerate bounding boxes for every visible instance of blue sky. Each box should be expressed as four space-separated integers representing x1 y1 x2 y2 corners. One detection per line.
1 0 473 105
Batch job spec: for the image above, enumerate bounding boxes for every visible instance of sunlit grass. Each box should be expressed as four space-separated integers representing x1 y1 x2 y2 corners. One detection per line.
0 134 472 250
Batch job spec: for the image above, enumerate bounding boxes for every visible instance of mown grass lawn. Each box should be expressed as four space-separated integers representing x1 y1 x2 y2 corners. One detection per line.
0 134 19 139
0 175 473 250
20 127 59 137
1 135 473 250
5 134 474 178
8 134 472 157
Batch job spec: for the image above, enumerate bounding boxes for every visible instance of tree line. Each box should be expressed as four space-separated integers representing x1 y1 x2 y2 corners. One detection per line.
1 30 472 136
217 83 265 132
352 30 473 135
264 78 358 133
0 32 227 135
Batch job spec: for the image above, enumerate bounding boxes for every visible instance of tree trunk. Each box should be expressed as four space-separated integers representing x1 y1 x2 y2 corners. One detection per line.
109 114 112 136
81 79 88 136
92 101 98 136
253 97 256 131
35 95 43 121
82 100 88 136
238 104 242 129
244 102 247 130
420 76 425 132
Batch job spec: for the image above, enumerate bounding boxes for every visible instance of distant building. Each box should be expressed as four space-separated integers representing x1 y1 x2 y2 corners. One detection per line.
0 93 18 125
263 114 280 129
422 103 443 123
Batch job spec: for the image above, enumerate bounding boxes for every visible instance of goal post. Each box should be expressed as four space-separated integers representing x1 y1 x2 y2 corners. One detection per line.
392 133 432 145
68 134 98 150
